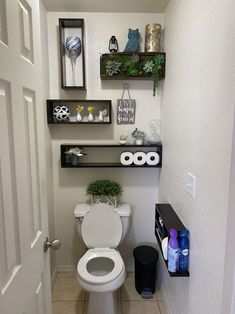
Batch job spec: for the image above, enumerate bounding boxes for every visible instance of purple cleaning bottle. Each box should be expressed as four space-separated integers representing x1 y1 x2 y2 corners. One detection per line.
167 228 179 273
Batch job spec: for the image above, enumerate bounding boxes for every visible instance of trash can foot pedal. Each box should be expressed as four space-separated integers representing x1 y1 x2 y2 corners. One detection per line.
141 289 153 299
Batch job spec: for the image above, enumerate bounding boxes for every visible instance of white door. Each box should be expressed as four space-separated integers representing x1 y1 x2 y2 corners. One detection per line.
0 0 52 313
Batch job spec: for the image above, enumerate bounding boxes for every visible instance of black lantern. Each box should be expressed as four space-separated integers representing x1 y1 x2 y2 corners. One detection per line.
109 36 118 52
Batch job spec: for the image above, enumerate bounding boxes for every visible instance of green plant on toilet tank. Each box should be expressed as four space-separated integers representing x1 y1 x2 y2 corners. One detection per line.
101 53 165 96
87 180 122 207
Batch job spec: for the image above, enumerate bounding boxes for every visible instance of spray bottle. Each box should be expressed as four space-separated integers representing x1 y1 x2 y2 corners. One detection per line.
167 228 179 272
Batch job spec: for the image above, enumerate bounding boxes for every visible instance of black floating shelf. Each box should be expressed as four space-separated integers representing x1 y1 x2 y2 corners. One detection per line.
155 203 190 277
47 99 112 124
60 143 162 168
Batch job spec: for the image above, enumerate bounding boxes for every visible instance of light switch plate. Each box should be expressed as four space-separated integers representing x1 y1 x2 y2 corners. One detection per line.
186 172 196 199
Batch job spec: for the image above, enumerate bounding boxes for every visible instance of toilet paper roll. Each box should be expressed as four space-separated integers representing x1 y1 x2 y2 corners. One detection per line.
161 237 168 260
146 152 160 166
120 152 134 165
133 152 146 165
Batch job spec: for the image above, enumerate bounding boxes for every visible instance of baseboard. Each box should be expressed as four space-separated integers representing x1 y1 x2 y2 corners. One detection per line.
56 265 77 273
51 267 57 289
161 285 173 314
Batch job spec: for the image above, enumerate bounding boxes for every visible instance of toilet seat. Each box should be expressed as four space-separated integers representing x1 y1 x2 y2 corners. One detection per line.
77 248 124 285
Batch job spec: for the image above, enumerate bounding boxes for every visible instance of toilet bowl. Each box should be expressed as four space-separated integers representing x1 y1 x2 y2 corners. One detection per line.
75 203 131 314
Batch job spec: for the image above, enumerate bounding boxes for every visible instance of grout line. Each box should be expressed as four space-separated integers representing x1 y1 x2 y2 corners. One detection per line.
156 300 162 314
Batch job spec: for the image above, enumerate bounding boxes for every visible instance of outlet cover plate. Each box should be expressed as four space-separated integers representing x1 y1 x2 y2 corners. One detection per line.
186 172 196 199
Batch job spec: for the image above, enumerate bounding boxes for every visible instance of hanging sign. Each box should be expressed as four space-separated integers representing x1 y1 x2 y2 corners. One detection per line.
117 83 136 124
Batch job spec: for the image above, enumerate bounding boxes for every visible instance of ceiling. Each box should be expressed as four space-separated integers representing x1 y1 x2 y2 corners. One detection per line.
42 0 169 13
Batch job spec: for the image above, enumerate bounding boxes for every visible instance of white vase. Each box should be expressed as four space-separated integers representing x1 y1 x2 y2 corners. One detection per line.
98 111 104 122
76 112 82 122
88 112 94 122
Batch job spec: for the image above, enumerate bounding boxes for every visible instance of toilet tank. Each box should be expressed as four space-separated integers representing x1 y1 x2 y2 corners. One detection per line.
74 203 131 243
114 204 131 242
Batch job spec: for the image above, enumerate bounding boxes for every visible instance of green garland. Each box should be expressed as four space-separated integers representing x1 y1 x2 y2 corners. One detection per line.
101 53 165 96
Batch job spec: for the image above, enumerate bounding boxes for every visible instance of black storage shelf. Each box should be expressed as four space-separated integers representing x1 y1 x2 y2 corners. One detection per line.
155 203 190 277
100 52 165 80
47 99 112 124
60 143 162 168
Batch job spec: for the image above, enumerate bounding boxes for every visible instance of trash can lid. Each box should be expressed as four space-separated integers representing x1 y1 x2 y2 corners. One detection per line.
133 245 159 265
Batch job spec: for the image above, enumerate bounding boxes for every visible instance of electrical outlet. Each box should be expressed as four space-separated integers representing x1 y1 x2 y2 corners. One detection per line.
186 172 196 199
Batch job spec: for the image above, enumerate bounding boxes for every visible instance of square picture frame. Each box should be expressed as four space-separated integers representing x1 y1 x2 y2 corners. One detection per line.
59 18 86 90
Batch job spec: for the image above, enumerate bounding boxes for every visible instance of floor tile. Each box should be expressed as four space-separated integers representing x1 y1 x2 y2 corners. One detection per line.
158 300 167 314
116 288 121 301
122 301 161 314
121 274 156 301
155 289 164 301
52 274 87 301
51 272 167 314
52 301 84 314
56 272 77 278
83 301 121 314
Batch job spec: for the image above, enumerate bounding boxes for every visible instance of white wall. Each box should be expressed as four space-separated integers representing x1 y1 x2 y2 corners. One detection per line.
159 1 235 314
47 12 164 271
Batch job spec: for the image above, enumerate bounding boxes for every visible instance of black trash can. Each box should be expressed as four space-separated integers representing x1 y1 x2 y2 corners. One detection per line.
133 245 159 298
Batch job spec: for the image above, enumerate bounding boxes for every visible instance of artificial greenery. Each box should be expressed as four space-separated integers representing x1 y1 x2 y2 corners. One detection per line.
132 128 145 139
101 53 165 96
105 60 122 76
87 180 122 197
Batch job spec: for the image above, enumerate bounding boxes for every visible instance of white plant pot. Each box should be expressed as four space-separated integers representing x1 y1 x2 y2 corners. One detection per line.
91 195 117 208
135 138 144 145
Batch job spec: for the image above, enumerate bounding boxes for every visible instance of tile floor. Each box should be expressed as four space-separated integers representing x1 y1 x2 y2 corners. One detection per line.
52 272 167 314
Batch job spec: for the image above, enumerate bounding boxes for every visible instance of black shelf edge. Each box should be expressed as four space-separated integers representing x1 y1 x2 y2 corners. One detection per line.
61 162 161 168
100 76 154 81
60 143 161 147
101 52 166 56
155 203 190 278
48 122 111 125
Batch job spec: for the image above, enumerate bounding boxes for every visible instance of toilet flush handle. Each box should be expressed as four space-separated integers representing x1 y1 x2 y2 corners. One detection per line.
44 237 61 252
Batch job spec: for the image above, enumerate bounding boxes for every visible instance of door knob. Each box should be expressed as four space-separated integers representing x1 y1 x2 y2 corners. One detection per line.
44 237 61 252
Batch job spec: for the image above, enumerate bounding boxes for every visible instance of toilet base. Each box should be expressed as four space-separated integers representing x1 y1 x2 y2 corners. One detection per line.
88 291 116 314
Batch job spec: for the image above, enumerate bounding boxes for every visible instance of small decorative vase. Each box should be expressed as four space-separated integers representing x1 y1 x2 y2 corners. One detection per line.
145 23 161 52
98 111 104 122
76 112 82 122
88 112 94 122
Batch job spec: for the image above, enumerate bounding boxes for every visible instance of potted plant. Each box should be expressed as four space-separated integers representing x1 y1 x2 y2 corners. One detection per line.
65 147 85 166
87 180 122 207
132 128 145 145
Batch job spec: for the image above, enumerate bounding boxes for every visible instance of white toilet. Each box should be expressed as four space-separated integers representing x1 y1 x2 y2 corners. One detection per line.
74 203 131 314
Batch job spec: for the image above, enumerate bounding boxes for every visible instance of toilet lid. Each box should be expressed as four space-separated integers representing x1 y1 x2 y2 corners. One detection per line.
82 203 122 248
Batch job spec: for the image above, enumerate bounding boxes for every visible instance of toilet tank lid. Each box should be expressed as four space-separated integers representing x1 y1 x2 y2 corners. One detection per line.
114 203 131 217
74 204 90 218
74 203 131 218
